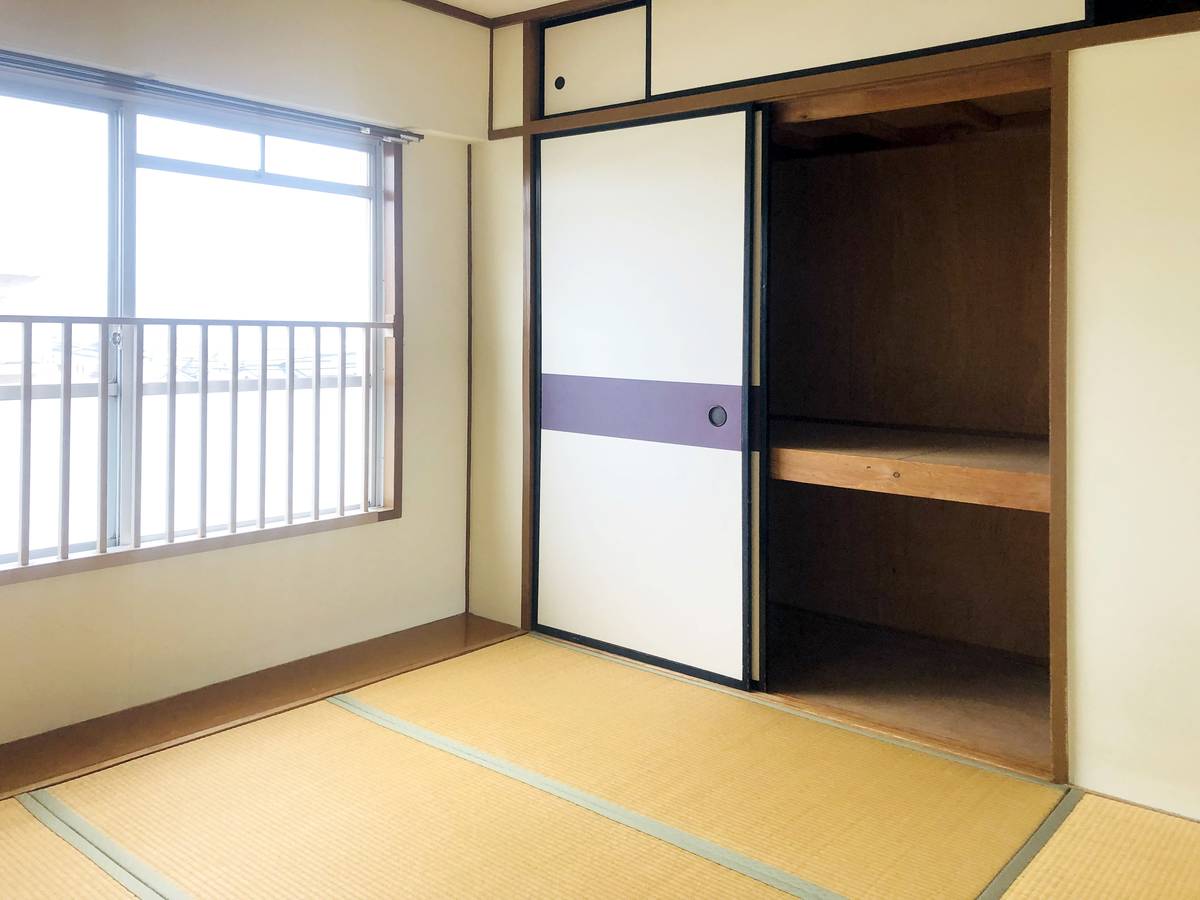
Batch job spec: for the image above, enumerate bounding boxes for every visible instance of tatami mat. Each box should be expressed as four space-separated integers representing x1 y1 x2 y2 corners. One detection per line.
45 701 784 898
347 635 1064 900
0 797 131 899
1004 794 1200 899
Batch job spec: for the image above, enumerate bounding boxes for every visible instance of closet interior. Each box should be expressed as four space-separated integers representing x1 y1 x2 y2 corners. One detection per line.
764 76 1055 775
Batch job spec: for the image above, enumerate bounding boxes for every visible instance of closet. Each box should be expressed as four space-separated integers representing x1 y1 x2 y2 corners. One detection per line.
763 74 1057 775
530 51 1062 776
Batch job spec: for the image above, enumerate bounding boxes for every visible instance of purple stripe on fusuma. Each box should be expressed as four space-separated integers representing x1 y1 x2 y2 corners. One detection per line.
541 373 743 452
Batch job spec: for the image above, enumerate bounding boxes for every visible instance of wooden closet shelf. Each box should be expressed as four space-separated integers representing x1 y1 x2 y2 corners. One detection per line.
770 420 1050 512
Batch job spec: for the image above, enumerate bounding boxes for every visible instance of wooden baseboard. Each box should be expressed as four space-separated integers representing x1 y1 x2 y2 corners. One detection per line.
0 613 523 800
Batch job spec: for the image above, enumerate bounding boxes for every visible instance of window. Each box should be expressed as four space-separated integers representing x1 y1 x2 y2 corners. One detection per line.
1 79 399 573
0 94 109 560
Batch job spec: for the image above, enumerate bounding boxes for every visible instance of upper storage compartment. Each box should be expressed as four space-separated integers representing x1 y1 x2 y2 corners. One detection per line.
649 0 1086 97
767 82 1054 515
543 3 648 116
768 87 1052 441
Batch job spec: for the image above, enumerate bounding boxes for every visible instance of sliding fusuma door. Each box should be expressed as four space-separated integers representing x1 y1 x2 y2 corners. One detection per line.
535 109 753 685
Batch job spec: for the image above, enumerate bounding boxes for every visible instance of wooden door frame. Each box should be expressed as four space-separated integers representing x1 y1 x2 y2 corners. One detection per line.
1048 51 1070 784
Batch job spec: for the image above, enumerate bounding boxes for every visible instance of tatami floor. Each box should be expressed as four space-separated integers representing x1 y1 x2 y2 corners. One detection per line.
2 635 1198 898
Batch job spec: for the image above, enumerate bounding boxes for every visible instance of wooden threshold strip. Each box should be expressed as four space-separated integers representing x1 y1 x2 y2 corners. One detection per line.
766 688 1052 781
771 420 1050 513
0 613 523 800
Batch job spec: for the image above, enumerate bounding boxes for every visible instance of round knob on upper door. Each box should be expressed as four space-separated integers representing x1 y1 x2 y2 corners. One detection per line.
554 76 566 90
708 406 728 427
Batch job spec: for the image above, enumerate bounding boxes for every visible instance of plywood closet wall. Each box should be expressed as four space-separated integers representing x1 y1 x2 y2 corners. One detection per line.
770 486 1048 658
769 127 1050 436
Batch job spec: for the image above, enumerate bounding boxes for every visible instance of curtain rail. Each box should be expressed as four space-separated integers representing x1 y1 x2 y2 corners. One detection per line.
0 48 422 144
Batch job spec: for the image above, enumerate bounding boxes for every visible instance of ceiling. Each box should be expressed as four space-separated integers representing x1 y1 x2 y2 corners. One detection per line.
449 0 552 16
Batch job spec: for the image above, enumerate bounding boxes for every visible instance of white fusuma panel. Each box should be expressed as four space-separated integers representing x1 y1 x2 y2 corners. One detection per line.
539 112 748 386
543 5 646 115
537 110 750 682
538 431 745 678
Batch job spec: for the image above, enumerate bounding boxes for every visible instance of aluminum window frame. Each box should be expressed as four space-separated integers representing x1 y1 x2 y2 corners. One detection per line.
0 67 392 570
119 98 388 544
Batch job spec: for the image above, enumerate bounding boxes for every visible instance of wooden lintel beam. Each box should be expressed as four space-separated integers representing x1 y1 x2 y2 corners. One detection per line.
522 19 541 124
402 0 491 27
491 0 631 27
774 57 1051 125
403 0 635 29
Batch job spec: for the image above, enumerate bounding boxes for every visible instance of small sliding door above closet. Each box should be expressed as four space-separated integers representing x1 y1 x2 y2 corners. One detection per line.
536 110 753 685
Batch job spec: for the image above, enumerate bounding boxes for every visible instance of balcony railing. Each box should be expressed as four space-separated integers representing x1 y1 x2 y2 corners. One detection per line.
0 314 394 569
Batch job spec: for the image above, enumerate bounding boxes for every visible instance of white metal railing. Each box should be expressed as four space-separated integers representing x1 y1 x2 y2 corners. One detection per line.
1 314 392 568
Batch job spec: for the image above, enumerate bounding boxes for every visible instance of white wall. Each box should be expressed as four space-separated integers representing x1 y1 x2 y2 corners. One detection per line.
0 0 489 138
650 0 1085 96
468 137 524 626
0 135 469 744
1068 30 1200 820
491 24 523 132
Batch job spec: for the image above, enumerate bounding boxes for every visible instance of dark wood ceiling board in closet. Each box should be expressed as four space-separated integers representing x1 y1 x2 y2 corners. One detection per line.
768 125 1051 436
772 90 1051 156
771 57 1051 128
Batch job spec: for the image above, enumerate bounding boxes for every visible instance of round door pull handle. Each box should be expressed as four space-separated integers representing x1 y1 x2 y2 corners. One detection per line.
708 405 728 427
554 75 566 90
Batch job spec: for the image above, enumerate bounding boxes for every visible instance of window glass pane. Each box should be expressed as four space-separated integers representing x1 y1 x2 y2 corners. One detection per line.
152 323 371 532
170 325 203 536
137 114 260 170
265 135 369 186
202 326 235 531
135 167 374 537
233 329 259 526
2 93 381 564
137 324 170 541
136 168 372 321
0 323 102 561
0 94 108 317
0 323 20 559
60 325 102 552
